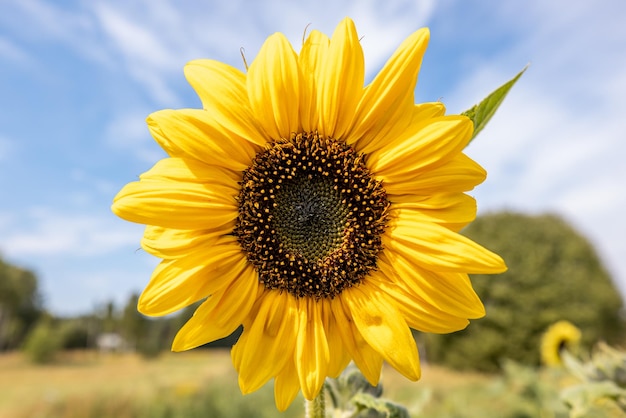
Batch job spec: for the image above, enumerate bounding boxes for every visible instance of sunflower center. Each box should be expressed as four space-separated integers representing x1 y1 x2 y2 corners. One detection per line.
235 132 389 298
272 175 347 261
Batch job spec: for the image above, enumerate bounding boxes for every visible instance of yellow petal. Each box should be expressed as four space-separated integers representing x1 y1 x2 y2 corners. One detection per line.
274 358 301 412
184 59 267 146
233 291 298 394
342 285 421 381
139 157 241 186
321 301 351 378
349 28 430 153
138 236 246 316
316 17 364 139
381 153 487 195
295 298 329 400
384 210 507 274
389 193 477 232
330 296 383 385
141 223 235 259
298 30 330 133
111 180 237 229
247 33 300 140
171 265 258 351
353 101 447 156
147 109 258 171
375 276 471 333
368 116 473 179
412 101 446 120
378 252 485 320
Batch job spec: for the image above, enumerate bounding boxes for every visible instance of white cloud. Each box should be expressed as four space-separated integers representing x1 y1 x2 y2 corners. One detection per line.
94 4 174 71
2 0 111 65
343 0 436 77
4 0 439 106
93 2 183 104
1 207 142 259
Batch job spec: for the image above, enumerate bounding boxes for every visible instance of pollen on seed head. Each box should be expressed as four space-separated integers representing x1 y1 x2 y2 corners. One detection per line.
234 132 389 299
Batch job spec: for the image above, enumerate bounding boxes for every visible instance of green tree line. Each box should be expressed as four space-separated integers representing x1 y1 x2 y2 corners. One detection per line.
0 259 240 362
0 257 42 350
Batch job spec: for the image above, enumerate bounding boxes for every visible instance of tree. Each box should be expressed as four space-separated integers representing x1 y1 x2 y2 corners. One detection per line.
22 315 63 363
120 293 148 347
0 257 43 350
426 211 624 372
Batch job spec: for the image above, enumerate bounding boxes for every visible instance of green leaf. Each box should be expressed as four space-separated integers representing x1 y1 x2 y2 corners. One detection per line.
561 381 626 418
462 65 528 142
350 392 411 418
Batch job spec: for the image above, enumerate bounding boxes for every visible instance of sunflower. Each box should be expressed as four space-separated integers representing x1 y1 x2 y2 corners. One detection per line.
541 320 582 367
112 17 506 410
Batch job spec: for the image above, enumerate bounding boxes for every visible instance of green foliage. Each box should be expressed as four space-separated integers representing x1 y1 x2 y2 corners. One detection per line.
426 211 624 372
413 361 569 418
461 66 527 142
119 293 161 358
59 320 91 349
559 342 626 416
0 257 43 350
22 318 63 364
326 365 412 417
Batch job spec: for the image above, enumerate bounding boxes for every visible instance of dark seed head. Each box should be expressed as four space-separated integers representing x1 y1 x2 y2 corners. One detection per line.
234 132 388 298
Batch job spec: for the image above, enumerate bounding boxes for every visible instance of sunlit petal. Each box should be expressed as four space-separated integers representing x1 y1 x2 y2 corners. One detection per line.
247 33 300 140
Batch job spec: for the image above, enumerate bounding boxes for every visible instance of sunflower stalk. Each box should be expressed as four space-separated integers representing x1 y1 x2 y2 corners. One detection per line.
305 388 326 418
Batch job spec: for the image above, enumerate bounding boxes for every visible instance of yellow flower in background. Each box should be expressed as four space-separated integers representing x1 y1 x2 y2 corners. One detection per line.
541 320 582 367
112 17 506 410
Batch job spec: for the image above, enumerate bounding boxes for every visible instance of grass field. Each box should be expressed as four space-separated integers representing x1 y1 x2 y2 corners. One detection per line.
0 350 570 418
0 350 227 417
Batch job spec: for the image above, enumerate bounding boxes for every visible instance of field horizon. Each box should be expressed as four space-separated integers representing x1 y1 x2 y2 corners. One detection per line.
0 349 495 418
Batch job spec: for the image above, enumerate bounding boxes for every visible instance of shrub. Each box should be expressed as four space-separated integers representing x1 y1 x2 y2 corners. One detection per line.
426 211 624 372
22 319 63 364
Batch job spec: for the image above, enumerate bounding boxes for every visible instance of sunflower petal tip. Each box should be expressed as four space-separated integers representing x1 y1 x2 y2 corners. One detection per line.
403 352 422 381
477 300 487 316
492 255 508 273
405 360 421 382
110 201 120 215
183 59 202 69
274 400 290 412
237 376 255 395
340 16 356 25
418 26 430 40
136 298 147 312
136 298 153 317
171 337 186 352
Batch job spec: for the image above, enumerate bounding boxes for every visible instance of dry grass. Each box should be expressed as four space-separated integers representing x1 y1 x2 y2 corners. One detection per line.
0 349 235 418
0 350 494 418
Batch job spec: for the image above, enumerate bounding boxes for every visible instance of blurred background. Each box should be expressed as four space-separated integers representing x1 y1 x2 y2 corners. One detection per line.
1 0 626 417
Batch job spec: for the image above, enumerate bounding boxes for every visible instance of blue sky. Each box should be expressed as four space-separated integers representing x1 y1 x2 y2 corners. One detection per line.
1 0 625 315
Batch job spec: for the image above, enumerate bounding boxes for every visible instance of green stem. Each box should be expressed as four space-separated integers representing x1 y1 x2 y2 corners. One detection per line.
305 387 326 418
